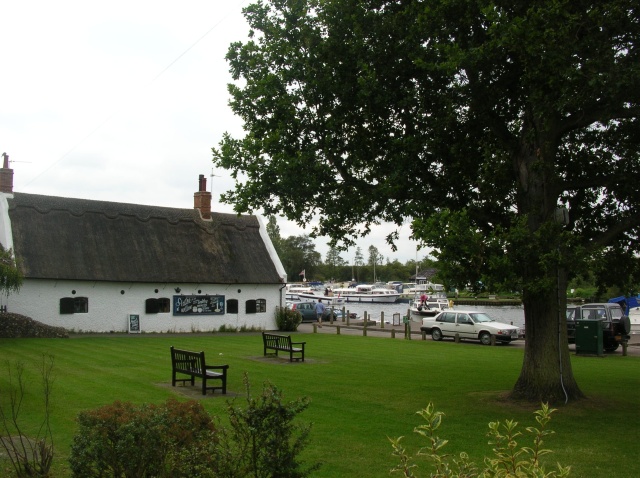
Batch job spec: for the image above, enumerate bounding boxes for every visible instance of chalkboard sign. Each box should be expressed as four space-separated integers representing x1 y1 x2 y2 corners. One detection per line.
129 314 140 333
173 295 225 316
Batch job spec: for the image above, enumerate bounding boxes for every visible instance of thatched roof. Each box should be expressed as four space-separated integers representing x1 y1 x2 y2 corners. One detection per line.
7 192 282 284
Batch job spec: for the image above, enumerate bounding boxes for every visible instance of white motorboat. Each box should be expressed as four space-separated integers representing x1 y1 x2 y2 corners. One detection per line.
409 298 439 317
413 282 450 311
296 290 346 306
285 284 314 301
329 284 401 303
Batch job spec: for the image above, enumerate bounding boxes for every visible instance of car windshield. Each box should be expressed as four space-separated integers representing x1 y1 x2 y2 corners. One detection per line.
469 313 493 323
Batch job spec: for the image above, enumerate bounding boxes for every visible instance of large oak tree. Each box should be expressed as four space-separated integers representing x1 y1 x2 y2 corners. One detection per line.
213 0 640 402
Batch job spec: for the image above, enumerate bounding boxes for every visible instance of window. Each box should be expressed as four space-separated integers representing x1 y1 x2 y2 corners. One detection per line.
60 297 88 314
227 299 238 314
438 312 455 323
246 300 256 314
245 299 266 314
146 298 171 314
256 299 266 313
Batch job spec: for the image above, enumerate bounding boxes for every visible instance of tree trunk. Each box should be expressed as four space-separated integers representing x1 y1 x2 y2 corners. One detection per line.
511 269 585 403
511 126 585 403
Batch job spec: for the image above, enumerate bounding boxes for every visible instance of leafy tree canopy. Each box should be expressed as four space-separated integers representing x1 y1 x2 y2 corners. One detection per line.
214 0 639 293
214 0 640 402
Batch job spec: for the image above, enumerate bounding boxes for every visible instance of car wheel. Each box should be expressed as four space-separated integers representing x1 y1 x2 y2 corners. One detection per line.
431 328 443 341
605 343 619 352
479 332 492 345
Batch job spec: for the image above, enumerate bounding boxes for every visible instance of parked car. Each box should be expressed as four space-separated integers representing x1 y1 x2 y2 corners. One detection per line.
566 302 631 352
287 301 338 323
420 310 522 345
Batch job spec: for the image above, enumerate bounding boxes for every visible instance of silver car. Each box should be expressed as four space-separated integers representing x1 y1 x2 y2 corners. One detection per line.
421 310 521 345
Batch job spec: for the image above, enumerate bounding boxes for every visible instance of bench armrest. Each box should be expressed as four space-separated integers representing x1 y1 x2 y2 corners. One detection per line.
205 364 229 370
291 342 306 346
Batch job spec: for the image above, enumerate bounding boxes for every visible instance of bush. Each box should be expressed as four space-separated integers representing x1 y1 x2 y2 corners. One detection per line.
210 373 320 478
68 376 318 478
68 399 216 478
389 402 570 478
275 306 302 331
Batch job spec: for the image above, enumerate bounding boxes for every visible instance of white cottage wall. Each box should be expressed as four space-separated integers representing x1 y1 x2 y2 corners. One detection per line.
7 279 280 333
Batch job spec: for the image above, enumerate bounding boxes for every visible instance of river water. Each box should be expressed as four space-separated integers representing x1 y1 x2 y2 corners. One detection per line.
329 302 526 328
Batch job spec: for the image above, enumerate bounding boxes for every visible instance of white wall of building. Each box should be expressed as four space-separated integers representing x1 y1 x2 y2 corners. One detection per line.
6 279 283 333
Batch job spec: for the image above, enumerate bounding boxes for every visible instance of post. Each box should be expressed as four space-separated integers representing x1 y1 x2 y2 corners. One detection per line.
391 329 396 339
313 324 317 333
337 325 341 335
381 311 385 329
342 306 346 322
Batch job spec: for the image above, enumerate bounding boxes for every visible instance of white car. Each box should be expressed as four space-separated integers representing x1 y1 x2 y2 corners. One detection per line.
421 310 521 345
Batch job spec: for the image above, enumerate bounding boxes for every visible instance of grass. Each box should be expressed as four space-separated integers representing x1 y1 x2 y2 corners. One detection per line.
0 332 638 477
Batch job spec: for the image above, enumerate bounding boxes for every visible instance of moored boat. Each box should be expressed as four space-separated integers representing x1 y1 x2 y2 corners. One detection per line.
329 284 401 303
296 290 346 306
285 284 314 301
409 297 439 317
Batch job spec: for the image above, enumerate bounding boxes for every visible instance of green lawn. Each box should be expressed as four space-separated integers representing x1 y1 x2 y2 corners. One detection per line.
0 333 638 477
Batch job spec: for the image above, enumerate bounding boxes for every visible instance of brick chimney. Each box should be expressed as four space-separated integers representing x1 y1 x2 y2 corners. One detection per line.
0 153 14 193
193 174 211 219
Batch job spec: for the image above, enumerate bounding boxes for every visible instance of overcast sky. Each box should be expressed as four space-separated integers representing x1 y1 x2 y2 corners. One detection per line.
0 0 426 265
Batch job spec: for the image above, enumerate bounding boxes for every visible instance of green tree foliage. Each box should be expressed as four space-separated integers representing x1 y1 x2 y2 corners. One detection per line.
279 234 322 281
325 246 346 280
265 215 283 254
213 0 640 401
0 245 22 297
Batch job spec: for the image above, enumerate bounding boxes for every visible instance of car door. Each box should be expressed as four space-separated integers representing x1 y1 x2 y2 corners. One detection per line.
301 303 316 321
436 312 457 337
454 313 476 340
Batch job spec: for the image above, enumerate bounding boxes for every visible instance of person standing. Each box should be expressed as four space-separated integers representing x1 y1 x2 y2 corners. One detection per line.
314 299 326 327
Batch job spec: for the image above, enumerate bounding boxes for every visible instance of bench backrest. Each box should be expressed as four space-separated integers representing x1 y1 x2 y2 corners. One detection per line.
171 347 205 374
262 333 292 349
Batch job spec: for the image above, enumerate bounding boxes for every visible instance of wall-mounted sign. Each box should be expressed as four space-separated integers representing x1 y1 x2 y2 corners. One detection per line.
128 314 140 333
173 295 225 316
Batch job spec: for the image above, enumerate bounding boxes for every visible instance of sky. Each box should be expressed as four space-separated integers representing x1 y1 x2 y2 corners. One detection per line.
0 0 426 265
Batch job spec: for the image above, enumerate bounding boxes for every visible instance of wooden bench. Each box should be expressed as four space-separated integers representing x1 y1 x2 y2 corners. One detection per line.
262 332 306 362
170 346 229 395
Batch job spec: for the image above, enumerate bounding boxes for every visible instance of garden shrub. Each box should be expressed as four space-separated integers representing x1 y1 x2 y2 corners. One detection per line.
68 398 216 478
210 373 320 478
68 376 318 478
275 306 302 331
389 402 571 477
